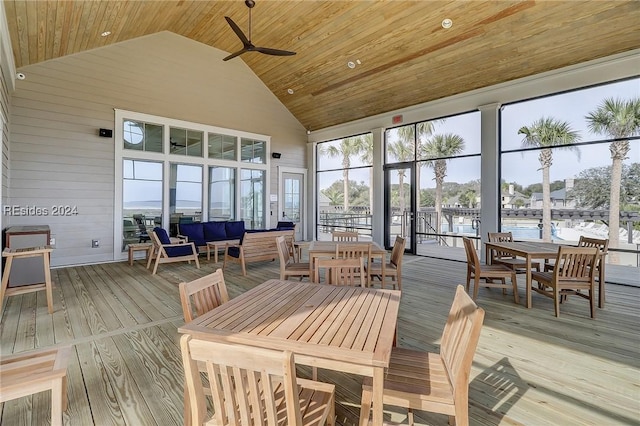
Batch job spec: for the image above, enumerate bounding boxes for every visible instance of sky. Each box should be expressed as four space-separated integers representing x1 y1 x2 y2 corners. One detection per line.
319 77 640 190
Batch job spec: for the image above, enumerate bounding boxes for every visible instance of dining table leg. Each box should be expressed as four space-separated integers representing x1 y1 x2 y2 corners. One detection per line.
526 255 532 308
371 366 384 426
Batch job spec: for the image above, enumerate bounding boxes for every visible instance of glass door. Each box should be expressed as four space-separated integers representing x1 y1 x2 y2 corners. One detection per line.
280 171 304 241
385 164 415 253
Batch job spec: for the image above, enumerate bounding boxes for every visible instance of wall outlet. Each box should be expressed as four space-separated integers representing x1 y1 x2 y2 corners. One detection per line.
92 239 100 248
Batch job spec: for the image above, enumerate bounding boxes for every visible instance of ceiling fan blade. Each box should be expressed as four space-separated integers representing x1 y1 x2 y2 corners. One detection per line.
254 46 296 57
223 48 248 61
225 16 250 46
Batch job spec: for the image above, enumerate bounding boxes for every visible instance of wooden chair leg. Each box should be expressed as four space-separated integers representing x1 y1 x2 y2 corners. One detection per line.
359 386 372 426
511 274 519 304
473 276 480 300
554 287 560 317
51 377 64 426
183 382 191 426
590 287 596 319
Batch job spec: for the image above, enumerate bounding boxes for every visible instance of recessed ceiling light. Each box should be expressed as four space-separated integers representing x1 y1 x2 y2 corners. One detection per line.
441 18 453 29
347 61 356 69
101 31 111 37
287 88 294 94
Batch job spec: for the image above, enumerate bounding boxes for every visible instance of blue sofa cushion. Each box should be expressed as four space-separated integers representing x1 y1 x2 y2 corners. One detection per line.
227 246 241 258
179 223 206 247
203 221 227 241
276 221 295 230
225 221 246 239
153 227 171 244
165 244 196 257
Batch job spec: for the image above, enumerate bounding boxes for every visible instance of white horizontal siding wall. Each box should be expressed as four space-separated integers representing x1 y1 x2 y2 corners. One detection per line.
9 31 306 266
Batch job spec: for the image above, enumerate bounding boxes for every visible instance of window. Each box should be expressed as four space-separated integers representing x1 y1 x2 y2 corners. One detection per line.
241 138 266 163
170 127 203 157
170 164 202 235
116 110 270 255
209 166 235 220
240 169 265 229
316 133 373 240
500 77 640 267
209 133 237 160
123 120 163 152
384 112 481 256
122 160 163 249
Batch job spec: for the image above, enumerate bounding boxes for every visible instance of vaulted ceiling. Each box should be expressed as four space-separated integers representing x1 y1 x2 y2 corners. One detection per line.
4 1 640 131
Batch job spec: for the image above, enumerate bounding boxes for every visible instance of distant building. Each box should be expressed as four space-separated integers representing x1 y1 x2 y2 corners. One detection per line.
529 179 576 209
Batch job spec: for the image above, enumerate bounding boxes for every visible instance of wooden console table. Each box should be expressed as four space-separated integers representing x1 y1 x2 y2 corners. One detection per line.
1 246 54 315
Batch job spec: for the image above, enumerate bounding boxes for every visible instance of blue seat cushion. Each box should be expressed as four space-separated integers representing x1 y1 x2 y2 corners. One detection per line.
165 244 196 258
153 227 171 244
179 223 206 247
227 246 241 258
276 221 295 230
225 221 246 239
203 221 227 241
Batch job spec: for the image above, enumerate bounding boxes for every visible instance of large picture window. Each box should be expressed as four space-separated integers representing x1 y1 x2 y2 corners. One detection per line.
316 133 373 240
115 110 269 256
500 77 640 267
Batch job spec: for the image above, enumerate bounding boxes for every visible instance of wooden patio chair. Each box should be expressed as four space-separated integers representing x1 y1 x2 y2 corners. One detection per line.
178 268 229 424
276 235 310 281
1 346 72 426
487 232 540 273
531 246 598 318
331 230 359 242
179 268 229 322
147 227 200 275
335 242 371 286
462 237 519 304
181 335 336 426
367 236 405 290
360 285 485 426
314 258 365 286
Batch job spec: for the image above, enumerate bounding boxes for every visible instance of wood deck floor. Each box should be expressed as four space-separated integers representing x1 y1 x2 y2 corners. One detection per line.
1 255 639 425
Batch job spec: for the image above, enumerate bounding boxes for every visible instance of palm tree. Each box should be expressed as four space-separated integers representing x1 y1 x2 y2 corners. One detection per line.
421 134 465 236
518 117 581 242
387 139 414 213
358 134 374 212
585 97 640 260
319 136 368 211
399 121 440 208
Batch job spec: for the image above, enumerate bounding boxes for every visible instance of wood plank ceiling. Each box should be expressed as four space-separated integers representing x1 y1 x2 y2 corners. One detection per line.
4 0 640 131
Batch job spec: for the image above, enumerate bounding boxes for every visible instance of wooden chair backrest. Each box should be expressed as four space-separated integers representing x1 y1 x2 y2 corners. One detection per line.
181 335 303 425
314 258 365 286
150 230 165 255
335 243 371 261
439 285 485 399
332 231 359 242
276 235 293 265
553 246 598 282
179 269 229 322
578 236 608 268
390 236 406 268
487 232 516 259
462 237 480 272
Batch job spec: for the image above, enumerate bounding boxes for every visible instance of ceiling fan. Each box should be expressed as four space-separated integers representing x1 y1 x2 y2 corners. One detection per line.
223 0 296 62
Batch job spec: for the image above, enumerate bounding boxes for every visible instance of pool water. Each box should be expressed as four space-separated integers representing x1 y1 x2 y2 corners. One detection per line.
445 224 562 240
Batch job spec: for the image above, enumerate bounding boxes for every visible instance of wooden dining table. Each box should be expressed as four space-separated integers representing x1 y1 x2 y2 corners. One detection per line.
178 278 401 426
484 241 562 308
308 240 387 284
